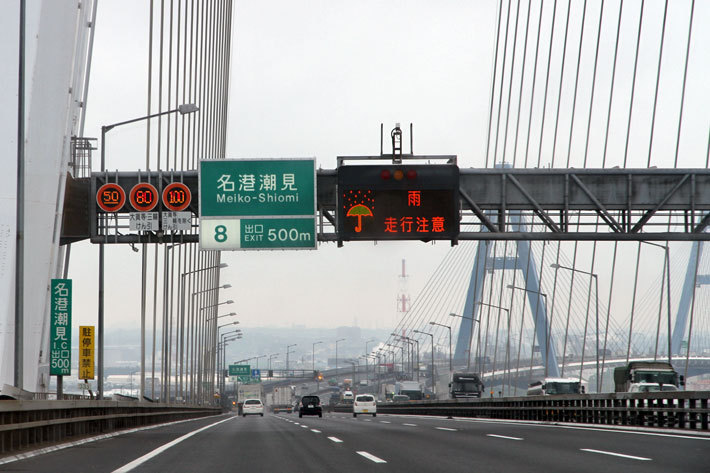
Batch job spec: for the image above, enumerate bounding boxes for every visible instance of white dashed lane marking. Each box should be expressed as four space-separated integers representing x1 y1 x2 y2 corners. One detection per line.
311 429 321 433
357 451 387 463
581 449 651 461
435 427 457 431
328 437 343 443
487 434 523 441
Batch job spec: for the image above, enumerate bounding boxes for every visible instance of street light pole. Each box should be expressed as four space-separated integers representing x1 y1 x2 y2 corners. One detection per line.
639 241 673 367
414 330 435 395
393 334 415 380
449 312 481 372
286 344 297 373
364 338 376 386
551 263 600 392
408 338 419 382
268 353 279 374
430 322 452 379
507 284 550 378
98 103 199 401
254 355 266 371
473 303 509 390
196 297 233 402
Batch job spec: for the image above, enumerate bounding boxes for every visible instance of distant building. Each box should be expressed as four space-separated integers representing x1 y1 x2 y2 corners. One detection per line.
336 326 362 340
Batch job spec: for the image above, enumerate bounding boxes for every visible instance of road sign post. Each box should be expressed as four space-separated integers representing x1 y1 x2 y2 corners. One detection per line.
199 159 317 250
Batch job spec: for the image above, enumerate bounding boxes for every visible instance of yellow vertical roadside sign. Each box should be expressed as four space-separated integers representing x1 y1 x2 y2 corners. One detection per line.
79 326 95 380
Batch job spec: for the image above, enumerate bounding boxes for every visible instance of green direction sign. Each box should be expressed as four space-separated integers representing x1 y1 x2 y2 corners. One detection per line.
200 217 316 250
50 279 72 376
200 159 315 217
229 364 250 376
236 375 261 384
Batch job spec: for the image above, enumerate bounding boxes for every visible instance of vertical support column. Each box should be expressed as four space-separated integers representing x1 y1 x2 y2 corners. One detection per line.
672 241 703 355
453 240 488 364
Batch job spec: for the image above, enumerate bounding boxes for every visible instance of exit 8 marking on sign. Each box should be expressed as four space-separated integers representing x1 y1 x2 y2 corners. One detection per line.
200 218 316 250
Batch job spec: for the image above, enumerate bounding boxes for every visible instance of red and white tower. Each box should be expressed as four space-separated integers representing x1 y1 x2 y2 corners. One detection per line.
396 259 410 325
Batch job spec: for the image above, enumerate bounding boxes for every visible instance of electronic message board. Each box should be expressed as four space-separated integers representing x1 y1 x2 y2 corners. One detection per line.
337 164 460 241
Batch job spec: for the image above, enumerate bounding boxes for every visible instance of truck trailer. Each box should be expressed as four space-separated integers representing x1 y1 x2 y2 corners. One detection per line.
395 381 423 400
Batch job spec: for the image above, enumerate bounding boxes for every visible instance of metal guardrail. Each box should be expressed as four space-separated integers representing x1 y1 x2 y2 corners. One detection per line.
335 392 710 431
0 400 220 456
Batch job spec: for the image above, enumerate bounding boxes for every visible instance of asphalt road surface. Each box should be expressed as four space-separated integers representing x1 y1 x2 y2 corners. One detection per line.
1 411 708 472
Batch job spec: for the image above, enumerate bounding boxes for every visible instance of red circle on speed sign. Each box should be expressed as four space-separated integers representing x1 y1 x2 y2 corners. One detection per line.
162 182 192 211
129 182 159 211
96 183 126 212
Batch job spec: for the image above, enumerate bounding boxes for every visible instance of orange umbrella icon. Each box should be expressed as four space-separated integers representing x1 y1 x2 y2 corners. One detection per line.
346 204 373 232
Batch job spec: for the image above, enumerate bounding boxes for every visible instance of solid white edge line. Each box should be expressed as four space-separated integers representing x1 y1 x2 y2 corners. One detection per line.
0 415 224 467
111 416 234 472
357 451 387 463
487 434 523 440
328 436 343 443
449 417 710 441
580 449 652 461
380 413 710 440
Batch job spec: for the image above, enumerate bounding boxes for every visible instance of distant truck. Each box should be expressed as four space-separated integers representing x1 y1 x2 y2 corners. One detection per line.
342 378 353 390
613 361 684 393
449 372 484 399
395 381 423 400
266 385 295 413
238 384 264 402
237 384 265 415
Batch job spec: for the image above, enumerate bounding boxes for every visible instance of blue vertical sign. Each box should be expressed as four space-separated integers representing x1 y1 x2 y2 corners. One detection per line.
50 279 72 376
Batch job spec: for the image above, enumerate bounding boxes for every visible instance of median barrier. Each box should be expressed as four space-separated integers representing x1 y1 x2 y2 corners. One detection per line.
0 400 220 456
334 392 710 431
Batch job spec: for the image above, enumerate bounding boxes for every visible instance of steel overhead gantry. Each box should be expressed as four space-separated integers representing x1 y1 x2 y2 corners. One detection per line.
452 168 710 241
72 166 710 245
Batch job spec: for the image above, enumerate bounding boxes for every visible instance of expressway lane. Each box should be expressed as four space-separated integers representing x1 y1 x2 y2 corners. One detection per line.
1 411 708 472
317 412 709 472
0 415 232 472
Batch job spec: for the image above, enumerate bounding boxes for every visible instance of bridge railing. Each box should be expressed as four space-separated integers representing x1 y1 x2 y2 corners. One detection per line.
335 391 710 432
0 400 220 457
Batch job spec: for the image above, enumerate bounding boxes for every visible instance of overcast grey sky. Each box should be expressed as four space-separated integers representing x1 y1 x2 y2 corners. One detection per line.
67 0 496 331
5 0 708 336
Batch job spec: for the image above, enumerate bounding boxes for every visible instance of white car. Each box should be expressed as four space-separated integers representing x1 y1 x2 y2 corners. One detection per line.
628 383 679 393
353 394 377 417
242 398 264 417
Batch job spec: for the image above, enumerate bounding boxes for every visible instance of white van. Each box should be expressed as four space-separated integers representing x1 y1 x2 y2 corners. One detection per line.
353 394 376 417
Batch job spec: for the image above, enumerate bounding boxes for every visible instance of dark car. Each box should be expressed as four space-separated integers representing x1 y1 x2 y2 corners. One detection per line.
299 395 322 418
